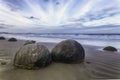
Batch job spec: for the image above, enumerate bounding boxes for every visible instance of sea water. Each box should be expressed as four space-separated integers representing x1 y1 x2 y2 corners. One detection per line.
1 33 120 49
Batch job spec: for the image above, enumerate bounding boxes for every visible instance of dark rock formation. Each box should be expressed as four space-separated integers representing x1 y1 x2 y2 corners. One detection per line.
24 40 36 45
8 37 17 42
14 44 51 69
103 46 117 52
1 61 7 65
0 36 6 40
51 40 85 63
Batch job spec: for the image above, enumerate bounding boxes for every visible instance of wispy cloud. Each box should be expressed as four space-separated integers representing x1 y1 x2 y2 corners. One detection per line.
0 0 120 33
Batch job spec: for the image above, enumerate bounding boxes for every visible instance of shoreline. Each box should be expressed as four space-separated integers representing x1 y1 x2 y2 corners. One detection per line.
1 34 120 50
0 38 120 79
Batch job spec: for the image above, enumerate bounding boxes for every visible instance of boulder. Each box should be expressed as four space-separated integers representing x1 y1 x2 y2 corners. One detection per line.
51 40 85 63
14 44 51 69
0 36 6 40
8 37 17 42
24 40 36 45
103 46 117 52
1 61 7 65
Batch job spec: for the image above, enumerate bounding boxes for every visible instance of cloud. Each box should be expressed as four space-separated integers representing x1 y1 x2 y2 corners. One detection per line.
0 0 120 33
0 23 14 29
73 0 120 26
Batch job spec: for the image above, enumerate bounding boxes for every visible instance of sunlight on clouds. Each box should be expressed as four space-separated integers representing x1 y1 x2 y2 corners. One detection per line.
0 0 48 28
0 3 33 27
54 0 74 25
23 0 48 22
73 0 94 19
0 0 120 29
83 14 120 26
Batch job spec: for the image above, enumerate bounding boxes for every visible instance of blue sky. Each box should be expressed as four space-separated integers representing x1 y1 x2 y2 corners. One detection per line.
0 0 120 33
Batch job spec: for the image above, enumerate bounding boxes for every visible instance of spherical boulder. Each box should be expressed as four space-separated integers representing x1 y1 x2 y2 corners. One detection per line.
0 36 6 40
51 40 85 63
24 40 36 45
14 44 51 69
103 46 117 52
8 37 17 42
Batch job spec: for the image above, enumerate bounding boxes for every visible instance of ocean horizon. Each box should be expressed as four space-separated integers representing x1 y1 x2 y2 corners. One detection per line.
1 33 120 49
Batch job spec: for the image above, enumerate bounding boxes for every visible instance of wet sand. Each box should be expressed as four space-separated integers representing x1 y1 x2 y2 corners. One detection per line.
0 39 120 80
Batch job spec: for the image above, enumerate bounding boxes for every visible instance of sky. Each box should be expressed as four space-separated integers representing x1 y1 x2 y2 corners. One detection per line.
0 0 120 33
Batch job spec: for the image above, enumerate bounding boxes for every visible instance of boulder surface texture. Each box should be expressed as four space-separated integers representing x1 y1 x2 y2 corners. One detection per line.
14 44 51 69
51 40 85 63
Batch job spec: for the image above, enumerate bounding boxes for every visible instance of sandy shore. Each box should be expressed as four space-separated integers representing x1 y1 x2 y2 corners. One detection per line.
0 39 120 80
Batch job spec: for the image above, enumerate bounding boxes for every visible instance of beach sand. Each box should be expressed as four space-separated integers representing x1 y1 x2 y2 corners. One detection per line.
0 39 120 80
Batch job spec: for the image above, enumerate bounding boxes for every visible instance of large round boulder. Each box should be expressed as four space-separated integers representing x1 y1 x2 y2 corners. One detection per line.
51 40 85 63
103 46 117 52
14 44 51 69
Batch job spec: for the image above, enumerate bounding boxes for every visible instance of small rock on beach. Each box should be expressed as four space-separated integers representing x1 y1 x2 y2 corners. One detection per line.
103 46 117 52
